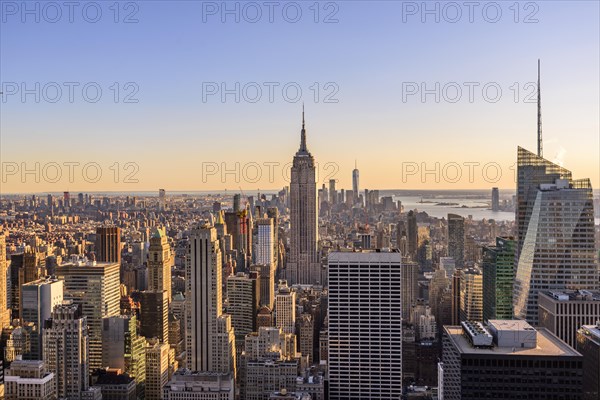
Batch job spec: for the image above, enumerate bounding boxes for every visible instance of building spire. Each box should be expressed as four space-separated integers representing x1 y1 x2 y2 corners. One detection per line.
300 104 307 152
537 59 543 158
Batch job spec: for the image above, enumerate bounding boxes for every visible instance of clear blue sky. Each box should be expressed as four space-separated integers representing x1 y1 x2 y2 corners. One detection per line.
1 1 598 193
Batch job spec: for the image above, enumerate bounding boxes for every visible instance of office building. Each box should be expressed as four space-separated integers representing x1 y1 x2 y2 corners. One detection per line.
439 257 456 278
328 251 402 400
539 290 600 349
447 214 464 269
0 233 10 328
514 147 598 324
491 187 500 211
576 323 600 400
163 371 234 400
42 301 90 399
460 268 483 322
102 314 146 394
296 313 313 364
352 161 359 204
148 227 172 302
140 290 170 344
187 225 236 375
275 282 296 335
20 278 63 360
226 272 259 349
287 110 320 285
442 320 583 399
255 217 276 309
402 259 419 321
95 226 122 264
4 360 55 400
482 237 515 321
145 340 169 400
93 370 137 400
57 258 120 371
407 210 418 261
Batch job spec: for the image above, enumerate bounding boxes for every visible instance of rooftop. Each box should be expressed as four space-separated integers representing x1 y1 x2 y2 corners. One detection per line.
541 290 600 302
444 325 581 357
578 324 600 344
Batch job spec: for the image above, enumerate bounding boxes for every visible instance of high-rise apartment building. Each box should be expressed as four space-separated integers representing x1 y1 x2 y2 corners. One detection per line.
187 225 236 375
57 259 120 372
20 278 63 360
328 251 402 400
287 110 320 285
148 227 172 301
514 147 598 324
482 237 515 321
447 214 464 269
43 301 90 399
95 226 122 264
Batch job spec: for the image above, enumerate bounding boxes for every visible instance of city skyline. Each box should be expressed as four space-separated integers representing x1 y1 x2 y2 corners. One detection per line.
1 2 599 193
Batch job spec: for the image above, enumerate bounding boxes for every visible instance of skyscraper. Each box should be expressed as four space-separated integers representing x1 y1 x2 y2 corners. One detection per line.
255 218 275 308
20 278 64 360
491 187 500 211
0 233 10 328
140 290 169 344
148 227 172 302
287 109 320 285
352 160 359 204
95 226 122 264
57 259 121 372
187 225 236 375
460 268 483 322
101 314 146 396
514 147 598 324
328 179 337 205
576 323 600 400
442 320 583 400
447 214 464 269
328 251 402 400
482 237 515 321
407 210 418 261
226 272 259 349
43 301 90 400
145 340 169 400
275 281 296 335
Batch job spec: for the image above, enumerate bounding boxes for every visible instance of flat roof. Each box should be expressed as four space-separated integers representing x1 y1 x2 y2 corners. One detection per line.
328 251 401 263
540 290 600 302
444 326 581 357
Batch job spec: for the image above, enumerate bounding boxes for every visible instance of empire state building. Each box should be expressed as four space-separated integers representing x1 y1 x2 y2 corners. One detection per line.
287 109 320 285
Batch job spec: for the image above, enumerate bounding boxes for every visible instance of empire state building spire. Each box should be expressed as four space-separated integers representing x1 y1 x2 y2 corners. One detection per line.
300 104 307 152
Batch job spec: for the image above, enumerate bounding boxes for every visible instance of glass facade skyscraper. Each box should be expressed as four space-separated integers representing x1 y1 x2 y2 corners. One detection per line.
482 237 515 321
514 147 597 324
